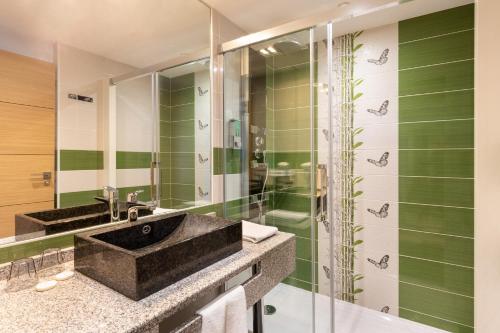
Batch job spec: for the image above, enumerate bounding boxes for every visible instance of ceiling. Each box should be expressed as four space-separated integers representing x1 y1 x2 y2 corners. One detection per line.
0 0 211 67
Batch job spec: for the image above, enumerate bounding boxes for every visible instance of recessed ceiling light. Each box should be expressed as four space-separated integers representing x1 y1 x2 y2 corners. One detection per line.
259 49 270 56
338 1 350 7
267 46 278 54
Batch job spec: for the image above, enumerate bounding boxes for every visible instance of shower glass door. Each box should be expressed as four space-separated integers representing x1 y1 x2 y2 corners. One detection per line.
222 28 324 332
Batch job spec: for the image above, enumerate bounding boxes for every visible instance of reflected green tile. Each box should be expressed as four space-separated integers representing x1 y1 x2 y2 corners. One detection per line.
161 183 171 199
171 198 193 209
171 103 194 121
171 136 194 152
399 282 473 327
273 107 313 130
160 121 171 137
398 4 474 43
399 203 474 237
0 234 74 264
160 198 172 208
400 60 473 96
225 148 242 174
170 73 194 90
271 151 311 169
171 120 194 137
116 151 151 169
400 229 473 267
158 75 170 90
171 168 195 185
60 150 103 171
274 48 310 69
275 85 310 110
399 30 474 69
159 152 170 168
160 168 171 185
296 237 312 261
60 189 102 208
266 66 274 88
289 258 313 282
399 120 473 149
171 153 194 169
274 63 309 89
399 308 473 333
400 256 473 296
399 90 474 122
274 130 311 151
160 105 170 121
213 147 224 175
171 89 194 106
282 277 316 292
160 137 171 152
399 149 473 178
159 89 170 106
399 176 473 208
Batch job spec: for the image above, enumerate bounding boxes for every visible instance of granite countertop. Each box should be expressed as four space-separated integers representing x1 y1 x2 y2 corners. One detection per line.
0 232 294 333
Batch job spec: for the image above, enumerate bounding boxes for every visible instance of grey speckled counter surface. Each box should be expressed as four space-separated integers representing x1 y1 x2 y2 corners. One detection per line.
0 232 294 333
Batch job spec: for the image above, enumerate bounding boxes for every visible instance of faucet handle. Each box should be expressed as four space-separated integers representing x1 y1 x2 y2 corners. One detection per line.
103 186 118 197
127 203 156 223
127 190 144 203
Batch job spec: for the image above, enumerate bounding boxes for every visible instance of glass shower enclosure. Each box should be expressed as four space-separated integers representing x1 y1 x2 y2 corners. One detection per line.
221 1 475 332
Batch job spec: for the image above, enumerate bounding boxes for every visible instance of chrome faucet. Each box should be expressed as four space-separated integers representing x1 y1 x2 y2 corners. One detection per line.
127 204 156 223
103 186 120 222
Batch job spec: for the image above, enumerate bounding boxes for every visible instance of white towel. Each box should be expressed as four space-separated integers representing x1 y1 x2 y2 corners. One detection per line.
242 220 278 243
197 286 247 333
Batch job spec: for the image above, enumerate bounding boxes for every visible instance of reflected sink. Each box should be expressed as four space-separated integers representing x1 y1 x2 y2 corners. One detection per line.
74 212 242 300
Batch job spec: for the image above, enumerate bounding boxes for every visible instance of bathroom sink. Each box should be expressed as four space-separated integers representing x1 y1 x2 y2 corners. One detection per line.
74 212 242 300
14 203 152 241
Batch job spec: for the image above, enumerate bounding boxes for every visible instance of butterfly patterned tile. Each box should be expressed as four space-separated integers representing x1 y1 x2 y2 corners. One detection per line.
354 199 399 229
354 247 399 278
353 95 399 127
354 23 398 76
354 149 398 176
354 123 398 150
354 70 398 104
354 223 399 262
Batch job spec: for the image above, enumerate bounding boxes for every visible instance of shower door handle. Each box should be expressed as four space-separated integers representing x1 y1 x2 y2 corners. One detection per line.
316 164 327 222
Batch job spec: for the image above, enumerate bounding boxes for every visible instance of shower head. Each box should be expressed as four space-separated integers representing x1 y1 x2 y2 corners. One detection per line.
272 40 303 54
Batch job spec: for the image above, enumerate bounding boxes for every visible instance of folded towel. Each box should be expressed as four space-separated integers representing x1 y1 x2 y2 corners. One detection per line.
242 221 278 243
197 286 247 333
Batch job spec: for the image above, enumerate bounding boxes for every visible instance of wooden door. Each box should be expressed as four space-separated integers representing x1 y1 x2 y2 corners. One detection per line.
0 50 55 238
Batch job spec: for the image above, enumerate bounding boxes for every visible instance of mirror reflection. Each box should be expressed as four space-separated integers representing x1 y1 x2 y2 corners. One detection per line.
0 1 211 245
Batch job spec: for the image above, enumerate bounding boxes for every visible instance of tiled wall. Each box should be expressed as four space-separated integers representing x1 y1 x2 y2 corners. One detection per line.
397 5 474 333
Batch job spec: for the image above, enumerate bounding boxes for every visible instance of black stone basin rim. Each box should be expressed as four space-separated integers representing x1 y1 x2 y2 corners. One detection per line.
76 212 241 258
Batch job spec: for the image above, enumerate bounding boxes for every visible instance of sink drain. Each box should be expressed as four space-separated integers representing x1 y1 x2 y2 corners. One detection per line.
264 305 276 315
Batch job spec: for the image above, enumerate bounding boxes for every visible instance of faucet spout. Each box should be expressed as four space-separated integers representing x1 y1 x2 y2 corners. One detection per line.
103 186 120 222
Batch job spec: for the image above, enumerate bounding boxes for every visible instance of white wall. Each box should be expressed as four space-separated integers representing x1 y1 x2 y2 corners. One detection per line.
475 1 500 332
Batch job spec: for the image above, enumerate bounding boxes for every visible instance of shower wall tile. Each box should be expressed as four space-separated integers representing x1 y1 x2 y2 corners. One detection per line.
399 149 473 178
116 151 151 169
59 150 103 171
399 89 474 123
399 120 473 149
398 5 475 331
399 60 473 96
399 203 474 238
399 282 473 327
399 256 473 297
171 104 194 121
355 199 399 230
354 149 398 176
398 4 474 43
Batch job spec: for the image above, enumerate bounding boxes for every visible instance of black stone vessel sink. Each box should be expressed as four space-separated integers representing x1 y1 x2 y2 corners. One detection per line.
15 203 152 241
74 212 242 300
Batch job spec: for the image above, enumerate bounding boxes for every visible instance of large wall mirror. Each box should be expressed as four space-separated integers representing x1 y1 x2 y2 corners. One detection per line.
0 0 211 249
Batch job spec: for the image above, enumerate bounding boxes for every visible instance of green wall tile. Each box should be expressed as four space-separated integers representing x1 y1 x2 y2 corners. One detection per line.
171 168 195 185
273 107 312 130
171 104 194 121
400 256 473 296
116 151 151 169
171 184 195 201
399 176 474 208
171 120 194 137
160 137 171 152
0 234 74 264
398 4 474 43
399 282 473 327
171 153 194 169
296 236 312 261
160 105 170 121
59 189 102 208
60 150 103 171
399 230 473 267
274 85 310 110
399 60 473 96
213 147 223 175
273 48 310 69
171 136 194 152
117 185 151 202
399 30 474 69
399 90 474 122
170 73 194 91
399 149 473 178
274 63 309 89
159 89 170 106
399 120 473 149
282 276 315 292
399 308 473 333
171 89 194 106
270 151 311 169
160 121 171 137
160 183 171 199
399 203 474 237
289 258 313 282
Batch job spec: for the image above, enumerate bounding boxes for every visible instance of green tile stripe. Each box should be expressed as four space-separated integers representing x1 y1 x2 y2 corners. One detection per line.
398 4 474 43
117 185 151 202
213 147 242 175
116 151 151 169
399 5 474 331
59 150 103 171
399 282 473 327
399 308 473 333
59 189 102 208
400 256 473 296
399 203 473 238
